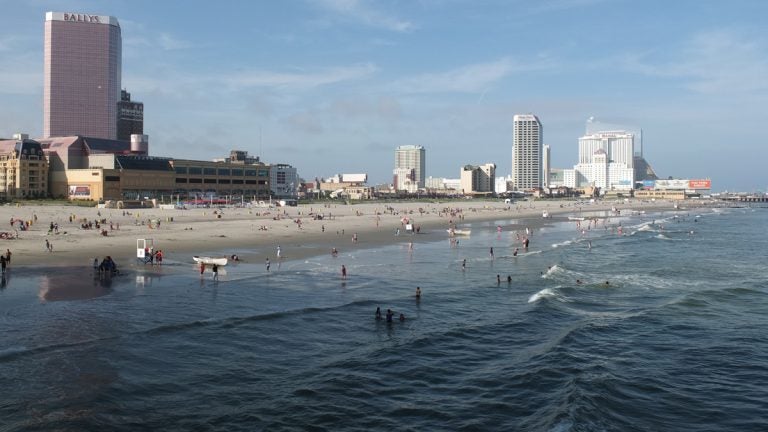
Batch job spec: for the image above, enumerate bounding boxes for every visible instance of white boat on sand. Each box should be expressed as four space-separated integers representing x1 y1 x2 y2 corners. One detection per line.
193 256 228 266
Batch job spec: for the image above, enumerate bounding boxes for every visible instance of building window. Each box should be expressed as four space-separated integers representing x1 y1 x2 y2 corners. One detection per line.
218 168 231 176
176 178 188 183
175 166 188 174
203 168 216 176
232 169 243 176
189 178 203 183
204 179 216 184
189 167 202 175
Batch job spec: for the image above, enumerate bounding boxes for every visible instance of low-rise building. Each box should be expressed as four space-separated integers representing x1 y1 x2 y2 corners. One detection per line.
0 134 49 199
39 135 270 201
460 163 496 195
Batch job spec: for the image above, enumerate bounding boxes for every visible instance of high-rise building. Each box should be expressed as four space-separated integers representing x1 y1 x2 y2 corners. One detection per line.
564 130 636 191
512 114 542 191
578 131 634 168
117 90 143 141
542 144 551 189
394 145 425 189
44 12 122 139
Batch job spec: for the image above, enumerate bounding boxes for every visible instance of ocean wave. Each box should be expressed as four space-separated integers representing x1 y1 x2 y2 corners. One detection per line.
529 288 563 303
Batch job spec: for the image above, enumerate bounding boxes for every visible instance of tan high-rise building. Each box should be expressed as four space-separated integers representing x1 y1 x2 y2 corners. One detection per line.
44 12 122 139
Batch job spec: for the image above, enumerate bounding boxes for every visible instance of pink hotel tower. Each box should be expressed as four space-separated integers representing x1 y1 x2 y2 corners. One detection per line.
43 12 121 140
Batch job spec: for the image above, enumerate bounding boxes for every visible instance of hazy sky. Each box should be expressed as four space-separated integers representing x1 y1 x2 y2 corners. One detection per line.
1 0 767 191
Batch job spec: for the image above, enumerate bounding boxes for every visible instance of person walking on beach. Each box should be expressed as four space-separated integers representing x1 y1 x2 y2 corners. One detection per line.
341 265 347 280
462 259 466 271
276 245 282 260
497 274 501 285
212 263 219 281
490 247 494 260
266 258 271 271
199 262 205 276
5 249 11 265
45 239 50 252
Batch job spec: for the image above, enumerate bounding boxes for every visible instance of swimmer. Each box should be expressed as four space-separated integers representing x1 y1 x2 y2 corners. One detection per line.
375 307 382 320
415 287 421 298
399 313 405 322
576 279 583 284
513 248 518 257
507 275 512 283
386 309 393 322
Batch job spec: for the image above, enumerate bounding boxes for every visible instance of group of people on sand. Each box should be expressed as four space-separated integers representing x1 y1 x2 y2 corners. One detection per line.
94 256 119 275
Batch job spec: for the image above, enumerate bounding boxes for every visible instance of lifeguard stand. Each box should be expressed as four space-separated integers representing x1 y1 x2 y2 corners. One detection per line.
137 238 154 263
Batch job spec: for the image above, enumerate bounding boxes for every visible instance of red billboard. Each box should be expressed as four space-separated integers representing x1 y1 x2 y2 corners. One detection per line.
688 179 711 189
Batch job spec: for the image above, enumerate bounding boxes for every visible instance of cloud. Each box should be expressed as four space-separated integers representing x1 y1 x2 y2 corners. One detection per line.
390 57 551 94
530 0 612 14
122 19 193 52
125 62 377 97
311 0 415 32
158 33 193 50
329 96 402 120
226 63 378 90
624 30 768 94
283 111 325 134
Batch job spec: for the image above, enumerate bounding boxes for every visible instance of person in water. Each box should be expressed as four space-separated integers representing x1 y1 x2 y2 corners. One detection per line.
375 307 382 320
507 275 512 284
416 287 421 299
399 313 405 322
386 309 394 322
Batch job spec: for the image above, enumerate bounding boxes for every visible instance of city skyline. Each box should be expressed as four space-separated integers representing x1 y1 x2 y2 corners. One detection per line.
1 1 767 190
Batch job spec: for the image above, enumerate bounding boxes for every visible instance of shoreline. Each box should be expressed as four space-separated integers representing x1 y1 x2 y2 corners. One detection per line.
0 199 689 270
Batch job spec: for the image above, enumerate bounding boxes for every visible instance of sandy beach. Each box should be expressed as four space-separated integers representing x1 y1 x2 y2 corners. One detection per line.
0 198 680 268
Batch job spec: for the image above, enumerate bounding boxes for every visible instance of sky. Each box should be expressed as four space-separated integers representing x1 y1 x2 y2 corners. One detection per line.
1 0 767 191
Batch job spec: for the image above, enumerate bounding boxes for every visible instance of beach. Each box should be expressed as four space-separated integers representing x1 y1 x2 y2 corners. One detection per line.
0 198 678 268
3 200 767 431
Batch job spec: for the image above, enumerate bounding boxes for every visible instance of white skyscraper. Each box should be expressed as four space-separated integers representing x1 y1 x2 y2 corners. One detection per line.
543 144 551 188
578 131 634 168
565 130 635 191
394 145 425 189
512 114 542 191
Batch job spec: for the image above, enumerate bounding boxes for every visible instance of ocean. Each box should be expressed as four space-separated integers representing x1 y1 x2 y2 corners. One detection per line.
1 206 767 431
